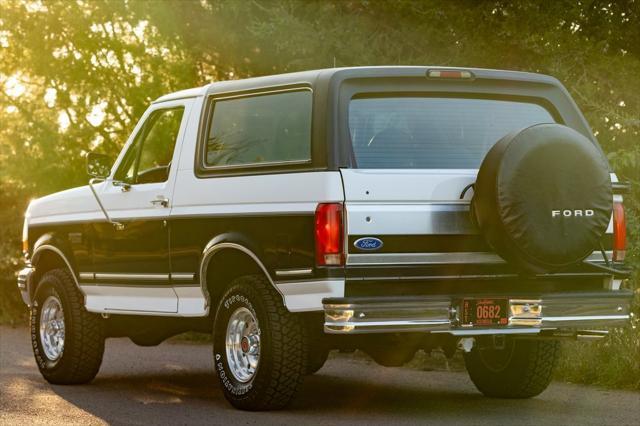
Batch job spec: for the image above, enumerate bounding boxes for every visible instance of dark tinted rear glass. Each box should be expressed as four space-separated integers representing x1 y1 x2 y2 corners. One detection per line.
348 97 555 169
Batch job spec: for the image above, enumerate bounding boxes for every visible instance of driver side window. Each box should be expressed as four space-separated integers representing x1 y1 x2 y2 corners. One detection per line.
115 107 185 184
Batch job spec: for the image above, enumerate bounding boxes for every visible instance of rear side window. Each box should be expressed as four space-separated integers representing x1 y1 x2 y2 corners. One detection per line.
348 97 556 169
205 89 312 168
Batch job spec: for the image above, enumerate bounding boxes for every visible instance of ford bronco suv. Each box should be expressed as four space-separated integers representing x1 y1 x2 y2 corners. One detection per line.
18 66 632 410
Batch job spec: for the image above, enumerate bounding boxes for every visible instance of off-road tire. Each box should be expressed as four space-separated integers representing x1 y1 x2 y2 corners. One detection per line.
213 275 307 410
30 268 105 384
464 337 560 398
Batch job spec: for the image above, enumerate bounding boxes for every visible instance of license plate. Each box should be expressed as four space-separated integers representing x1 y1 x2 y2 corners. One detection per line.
461 298 509 326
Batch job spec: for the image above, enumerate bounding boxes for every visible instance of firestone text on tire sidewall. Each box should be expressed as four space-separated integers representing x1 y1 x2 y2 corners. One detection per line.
215 293 261 397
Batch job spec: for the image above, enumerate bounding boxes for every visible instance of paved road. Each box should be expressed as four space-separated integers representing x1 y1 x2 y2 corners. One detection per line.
1 326 638 425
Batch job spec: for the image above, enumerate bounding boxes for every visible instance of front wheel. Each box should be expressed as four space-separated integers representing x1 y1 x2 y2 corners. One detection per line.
31 269 105 384
464 336 559 398
213 275 307 410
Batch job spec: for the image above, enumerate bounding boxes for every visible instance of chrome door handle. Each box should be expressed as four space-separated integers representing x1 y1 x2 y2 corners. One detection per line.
150 196 169 208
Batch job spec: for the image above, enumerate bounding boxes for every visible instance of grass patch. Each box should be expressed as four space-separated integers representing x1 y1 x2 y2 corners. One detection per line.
555 322 640 390
555 280 640 390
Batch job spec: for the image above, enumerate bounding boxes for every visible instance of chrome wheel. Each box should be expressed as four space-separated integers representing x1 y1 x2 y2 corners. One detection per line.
39 295 65 361
225 307 260 382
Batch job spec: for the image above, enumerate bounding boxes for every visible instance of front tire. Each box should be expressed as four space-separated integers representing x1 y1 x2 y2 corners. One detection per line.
464 336 559 398
30 268 105 384
213 275 307 410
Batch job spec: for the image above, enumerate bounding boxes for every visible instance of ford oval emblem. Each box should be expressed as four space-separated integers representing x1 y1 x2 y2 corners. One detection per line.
354 237 383 251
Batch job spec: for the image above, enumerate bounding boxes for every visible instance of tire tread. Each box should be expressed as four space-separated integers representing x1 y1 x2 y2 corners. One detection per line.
215 275 307 410
464 338 559 398
31 268 105 384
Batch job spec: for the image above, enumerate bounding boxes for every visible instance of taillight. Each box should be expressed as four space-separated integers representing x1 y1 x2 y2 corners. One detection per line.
315 203 344 266
613 202 626 262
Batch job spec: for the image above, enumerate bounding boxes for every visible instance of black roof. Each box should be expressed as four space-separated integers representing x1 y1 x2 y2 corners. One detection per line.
203 66 561 96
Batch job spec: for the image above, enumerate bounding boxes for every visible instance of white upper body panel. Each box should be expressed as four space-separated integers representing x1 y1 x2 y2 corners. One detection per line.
28 185 100 226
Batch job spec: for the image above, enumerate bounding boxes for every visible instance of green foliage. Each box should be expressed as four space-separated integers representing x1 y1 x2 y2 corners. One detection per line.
556 316 640 390
0 0 638 386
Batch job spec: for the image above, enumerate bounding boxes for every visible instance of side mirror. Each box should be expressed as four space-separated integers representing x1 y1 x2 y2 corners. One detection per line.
86 152 124 231
86 152 113 178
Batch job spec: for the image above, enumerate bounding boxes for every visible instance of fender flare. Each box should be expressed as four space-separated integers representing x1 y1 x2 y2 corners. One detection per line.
199 233 283 313
30 239 84 302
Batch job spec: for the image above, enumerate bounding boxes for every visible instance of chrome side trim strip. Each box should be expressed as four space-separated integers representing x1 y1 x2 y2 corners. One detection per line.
348 250 617 266
171 273 196 281
275 268 313 277
347 252 505 266
94 273 170 281
78 272 196 282
346 273 520 282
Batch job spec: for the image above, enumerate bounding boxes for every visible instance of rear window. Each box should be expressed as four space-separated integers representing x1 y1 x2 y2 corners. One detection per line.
205 89 312 168
348 97 556 169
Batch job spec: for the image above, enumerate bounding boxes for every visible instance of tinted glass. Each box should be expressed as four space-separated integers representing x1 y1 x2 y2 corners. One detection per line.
205 90 312 167
348 97 556 169
115 107 184 184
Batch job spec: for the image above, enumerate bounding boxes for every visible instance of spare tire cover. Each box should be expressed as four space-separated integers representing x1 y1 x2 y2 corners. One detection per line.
473 123 612 274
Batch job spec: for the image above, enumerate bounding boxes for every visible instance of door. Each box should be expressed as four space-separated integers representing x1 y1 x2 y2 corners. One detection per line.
86 100 191 314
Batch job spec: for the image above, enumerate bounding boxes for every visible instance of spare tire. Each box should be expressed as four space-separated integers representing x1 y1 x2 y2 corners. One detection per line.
472 124 612 274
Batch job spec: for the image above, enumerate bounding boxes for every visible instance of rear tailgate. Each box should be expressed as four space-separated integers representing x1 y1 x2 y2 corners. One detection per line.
342 168 487 265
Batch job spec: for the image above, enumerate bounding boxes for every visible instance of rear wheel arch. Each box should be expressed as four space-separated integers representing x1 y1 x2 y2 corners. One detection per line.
201 242 284 314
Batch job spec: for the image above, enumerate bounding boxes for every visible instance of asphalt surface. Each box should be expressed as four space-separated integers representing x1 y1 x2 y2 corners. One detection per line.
1 325 639 425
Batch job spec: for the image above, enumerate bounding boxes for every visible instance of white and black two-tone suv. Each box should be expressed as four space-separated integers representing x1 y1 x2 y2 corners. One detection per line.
18 66 632 410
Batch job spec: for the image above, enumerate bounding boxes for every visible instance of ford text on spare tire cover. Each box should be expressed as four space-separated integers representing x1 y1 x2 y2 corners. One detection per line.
472 123 613 274
551 209 595 217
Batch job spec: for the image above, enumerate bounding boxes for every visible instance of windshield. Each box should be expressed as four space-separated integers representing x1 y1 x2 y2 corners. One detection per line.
348 97 556 169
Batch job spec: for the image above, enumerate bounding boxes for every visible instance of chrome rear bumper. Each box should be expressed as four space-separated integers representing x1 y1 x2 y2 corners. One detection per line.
323 291 633 334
